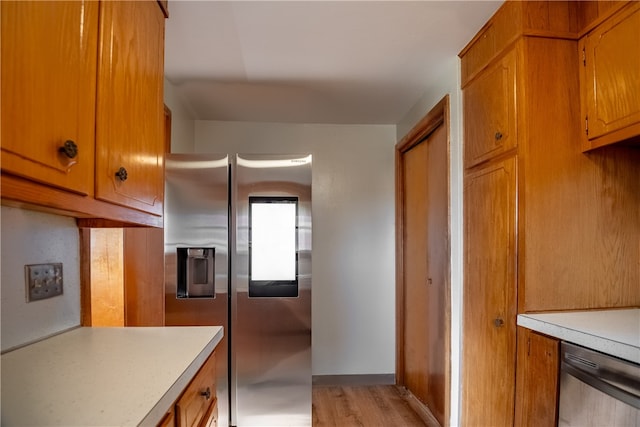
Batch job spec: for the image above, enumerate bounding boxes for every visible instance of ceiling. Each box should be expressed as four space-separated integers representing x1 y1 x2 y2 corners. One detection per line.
164 1 503 125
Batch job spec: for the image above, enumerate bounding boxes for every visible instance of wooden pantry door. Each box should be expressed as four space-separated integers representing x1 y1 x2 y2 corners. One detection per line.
396 97 450 426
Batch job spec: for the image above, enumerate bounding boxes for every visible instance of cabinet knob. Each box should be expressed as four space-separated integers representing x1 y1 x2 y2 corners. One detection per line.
493 317 504 328
495 131 503 141
115 167 128 182
59 140 78 159
200 386 211 400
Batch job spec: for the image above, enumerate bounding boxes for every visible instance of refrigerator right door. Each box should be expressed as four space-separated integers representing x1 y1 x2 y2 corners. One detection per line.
232 154 312 426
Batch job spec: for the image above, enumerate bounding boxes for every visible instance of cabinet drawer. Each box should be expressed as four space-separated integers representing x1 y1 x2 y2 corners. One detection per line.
463 48 518 168
176 351 217 427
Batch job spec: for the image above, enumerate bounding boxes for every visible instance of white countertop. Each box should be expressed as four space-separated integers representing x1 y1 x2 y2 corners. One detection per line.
1 326 223 426
517 309 639 364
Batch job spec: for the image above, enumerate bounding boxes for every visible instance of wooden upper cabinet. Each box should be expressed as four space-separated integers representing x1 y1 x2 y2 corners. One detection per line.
95 1 165 215
580 2 640 151
0 1 98 195
463 49 518 169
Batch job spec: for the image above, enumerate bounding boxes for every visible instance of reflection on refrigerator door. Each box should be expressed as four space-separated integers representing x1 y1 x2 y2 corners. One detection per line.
165 153 312 427
164 154 230 426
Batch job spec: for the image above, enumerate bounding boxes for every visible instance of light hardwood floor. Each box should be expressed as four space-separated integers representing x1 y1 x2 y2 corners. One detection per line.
312 385 428 426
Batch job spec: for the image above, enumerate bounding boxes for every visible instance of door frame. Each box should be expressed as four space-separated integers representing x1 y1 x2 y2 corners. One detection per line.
395 95 451 426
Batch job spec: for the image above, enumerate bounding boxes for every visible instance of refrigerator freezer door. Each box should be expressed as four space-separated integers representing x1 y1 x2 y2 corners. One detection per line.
164 154 230 427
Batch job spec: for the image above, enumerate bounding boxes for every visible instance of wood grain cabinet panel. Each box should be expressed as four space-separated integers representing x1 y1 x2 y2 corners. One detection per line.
514 327 559 427
124 227 165 326
1 1 98 195
95 0 165 215
580 2 640 150
463 49 517 168
461 156 517 427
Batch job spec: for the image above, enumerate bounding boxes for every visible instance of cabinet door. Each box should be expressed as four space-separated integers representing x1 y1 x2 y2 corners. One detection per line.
176 352 217 427
95 1 165 215
514 327 559 427
463 48 517 168
157 408 176 427
1 1 98 195
580 2 640 150
461 156 517 427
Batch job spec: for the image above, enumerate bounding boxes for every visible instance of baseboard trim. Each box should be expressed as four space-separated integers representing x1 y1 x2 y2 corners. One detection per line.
399 386 442 427
312 374 396 386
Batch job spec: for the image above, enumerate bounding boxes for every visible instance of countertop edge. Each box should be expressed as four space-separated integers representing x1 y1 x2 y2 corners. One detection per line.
140 327 224 426
517 313 639 364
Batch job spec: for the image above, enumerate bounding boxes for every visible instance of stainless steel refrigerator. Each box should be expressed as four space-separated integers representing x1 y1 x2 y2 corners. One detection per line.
164 154 312 427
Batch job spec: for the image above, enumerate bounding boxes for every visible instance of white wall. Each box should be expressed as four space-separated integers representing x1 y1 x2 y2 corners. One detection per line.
164 79 196 153
194 121 397 376
1 206 81 352
396 55 464 427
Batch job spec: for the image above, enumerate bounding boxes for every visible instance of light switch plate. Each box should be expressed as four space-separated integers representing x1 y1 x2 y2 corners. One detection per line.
25 263 63 301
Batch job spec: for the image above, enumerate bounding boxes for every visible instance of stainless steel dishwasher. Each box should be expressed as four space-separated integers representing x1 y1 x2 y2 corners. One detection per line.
559 341 640 427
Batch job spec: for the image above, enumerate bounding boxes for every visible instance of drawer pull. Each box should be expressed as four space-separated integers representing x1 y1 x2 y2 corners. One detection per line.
115 167 128 182
495 131 503 141
200 387 211 400
59 140 78 159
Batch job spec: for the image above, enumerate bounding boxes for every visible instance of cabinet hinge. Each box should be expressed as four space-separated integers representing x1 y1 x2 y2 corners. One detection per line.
582 47 586 67
585 115 589 136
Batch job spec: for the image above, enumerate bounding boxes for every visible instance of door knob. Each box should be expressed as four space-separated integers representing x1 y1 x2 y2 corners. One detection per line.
59 140 78 159
493 317 504 328
115 167 128 182
200 386 211 400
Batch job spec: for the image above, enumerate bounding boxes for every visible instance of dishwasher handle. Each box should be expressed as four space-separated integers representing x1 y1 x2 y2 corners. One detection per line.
562 353 640 410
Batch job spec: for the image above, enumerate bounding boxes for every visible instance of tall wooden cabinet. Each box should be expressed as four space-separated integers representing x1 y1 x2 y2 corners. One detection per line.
1 0 166 226
460 1 640 425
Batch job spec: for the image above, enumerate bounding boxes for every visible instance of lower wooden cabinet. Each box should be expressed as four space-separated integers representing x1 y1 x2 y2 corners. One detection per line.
200 398 218 427
168 351 217 427
158 409 176 427
514 327 560 427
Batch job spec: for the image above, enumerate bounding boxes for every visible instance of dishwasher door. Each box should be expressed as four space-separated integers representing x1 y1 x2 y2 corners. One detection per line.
559 342 640 427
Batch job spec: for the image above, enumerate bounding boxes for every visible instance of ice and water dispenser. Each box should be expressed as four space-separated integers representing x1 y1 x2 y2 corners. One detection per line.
176 248 215 298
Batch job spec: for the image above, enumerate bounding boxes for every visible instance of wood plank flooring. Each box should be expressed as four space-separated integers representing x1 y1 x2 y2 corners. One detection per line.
312 385 428 426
